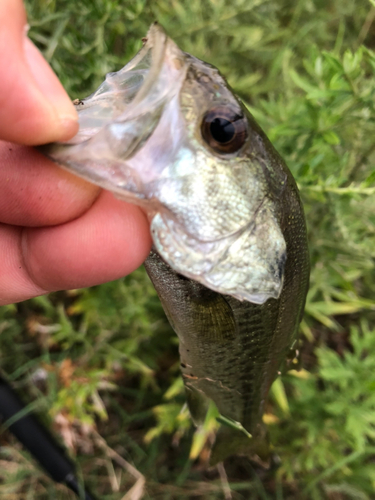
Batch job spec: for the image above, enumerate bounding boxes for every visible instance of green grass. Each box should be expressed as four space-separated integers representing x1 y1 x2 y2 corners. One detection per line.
1 0 375 498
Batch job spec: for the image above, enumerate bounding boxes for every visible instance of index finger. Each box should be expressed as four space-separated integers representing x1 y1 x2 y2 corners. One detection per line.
0 0 78 145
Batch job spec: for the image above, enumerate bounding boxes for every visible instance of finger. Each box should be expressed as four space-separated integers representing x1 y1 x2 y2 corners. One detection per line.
0 224 45 305
0 191 152 305
0 142 100 227
0 0 78 145
24 191 152 292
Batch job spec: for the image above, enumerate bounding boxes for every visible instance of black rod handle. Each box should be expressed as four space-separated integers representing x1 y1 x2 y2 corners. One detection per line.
0 375 96 500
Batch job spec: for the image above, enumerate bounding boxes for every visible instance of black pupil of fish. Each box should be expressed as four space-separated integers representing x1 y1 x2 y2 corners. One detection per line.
210 117 235 144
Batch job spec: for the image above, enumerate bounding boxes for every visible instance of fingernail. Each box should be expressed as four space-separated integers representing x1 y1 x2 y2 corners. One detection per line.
24 36 78 134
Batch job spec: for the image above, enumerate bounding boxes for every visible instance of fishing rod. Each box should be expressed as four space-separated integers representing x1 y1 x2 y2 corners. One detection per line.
0 375 96 500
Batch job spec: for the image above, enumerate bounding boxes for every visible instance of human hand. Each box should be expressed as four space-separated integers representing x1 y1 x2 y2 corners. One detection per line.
0 0 152 306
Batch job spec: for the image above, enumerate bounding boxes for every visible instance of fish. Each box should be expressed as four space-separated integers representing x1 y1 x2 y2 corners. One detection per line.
40 23 310 464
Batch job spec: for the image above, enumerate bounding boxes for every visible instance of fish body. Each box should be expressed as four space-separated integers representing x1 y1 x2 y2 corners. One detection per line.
41 24 309 462
144 124 309 461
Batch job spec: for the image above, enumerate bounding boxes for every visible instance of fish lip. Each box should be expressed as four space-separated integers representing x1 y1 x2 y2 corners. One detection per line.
129 23 169 108
38 24 188 204
65 23 171 146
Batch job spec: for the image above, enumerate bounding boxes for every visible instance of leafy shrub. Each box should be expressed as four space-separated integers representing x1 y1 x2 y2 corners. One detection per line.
1 1 375 499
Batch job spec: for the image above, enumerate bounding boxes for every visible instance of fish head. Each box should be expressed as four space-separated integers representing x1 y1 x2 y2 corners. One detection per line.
40 23 287 304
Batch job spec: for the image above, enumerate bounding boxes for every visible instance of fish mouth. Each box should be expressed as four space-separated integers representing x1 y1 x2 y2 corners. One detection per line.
39 23 187 203
38 25 287 305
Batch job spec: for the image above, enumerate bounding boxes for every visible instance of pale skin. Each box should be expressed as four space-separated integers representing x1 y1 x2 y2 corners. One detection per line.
0 0 152 306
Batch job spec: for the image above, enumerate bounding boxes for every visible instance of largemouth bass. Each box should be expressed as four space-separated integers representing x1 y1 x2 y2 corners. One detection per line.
40 23 310 463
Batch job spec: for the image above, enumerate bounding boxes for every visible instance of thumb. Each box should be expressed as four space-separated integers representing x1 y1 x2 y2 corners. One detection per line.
0 0 78 145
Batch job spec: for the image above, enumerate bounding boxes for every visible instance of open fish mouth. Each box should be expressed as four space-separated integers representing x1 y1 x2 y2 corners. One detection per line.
40 24 287 305
40 23 187 205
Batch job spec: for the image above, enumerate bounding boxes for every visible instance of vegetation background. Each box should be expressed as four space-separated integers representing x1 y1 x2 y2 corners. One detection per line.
1 0 375 498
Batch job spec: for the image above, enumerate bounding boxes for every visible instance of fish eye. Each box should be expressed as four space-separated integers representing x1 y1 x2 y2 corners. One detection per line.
201 107 248 154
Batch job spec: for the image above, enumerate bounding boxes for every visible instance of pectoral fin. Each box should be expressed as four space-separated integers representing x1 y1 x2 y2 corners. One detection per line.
210 421 270 466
